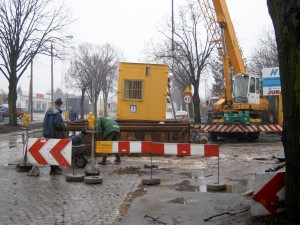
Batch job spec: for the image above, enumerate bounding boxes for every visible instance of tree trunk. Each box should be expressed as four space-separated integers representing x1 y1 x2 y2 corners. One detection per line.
103 92 108 117
193 83 201 123
8 70 18 126
267 0 300 223
80 89 85 119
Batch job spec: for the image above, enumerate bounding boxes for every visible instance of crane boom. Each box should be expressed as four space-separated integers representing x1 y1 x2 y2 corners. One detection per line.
212 0 246 74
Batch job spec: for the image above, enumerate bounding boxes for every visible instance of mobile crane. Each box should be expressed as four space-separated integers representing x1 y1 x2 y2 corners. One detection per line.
198 0 281 141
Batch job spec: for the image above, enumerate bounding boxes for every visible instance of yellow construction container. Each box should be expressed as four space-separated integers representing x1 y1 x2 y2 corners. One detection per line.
117 62 169 121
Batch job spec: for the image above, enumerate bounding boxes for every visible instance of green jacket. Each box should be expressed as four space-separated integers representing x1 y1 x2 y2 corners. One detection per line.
96 117 120 139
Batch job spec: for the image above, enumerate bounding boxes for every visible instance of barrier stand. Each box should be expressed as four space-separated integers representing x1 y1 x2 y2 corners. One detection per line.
206 149 226 191
65 153 84 182
84 113 103 184
16 113 33 172
142 153 161 185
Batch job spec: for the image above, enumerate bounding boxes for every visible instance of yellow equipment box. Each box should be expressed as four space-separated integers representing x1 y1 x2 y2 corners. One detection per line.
117 62 168 121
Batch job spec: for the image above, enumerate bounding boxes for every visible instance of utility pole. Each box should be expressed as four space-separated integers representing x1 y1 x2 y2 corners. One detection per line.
171 0 174 51
51 42 54 106
30 52 33 121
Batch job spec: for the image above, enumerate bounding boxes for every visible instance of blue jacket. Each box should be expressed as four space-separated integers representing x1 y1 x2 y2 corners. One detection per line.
43 107 67 138
69 110 78 121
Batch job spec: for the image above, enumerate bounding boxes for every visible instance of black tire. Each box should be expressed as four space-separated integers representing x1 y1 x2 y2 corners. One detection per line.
74 155 88 168
247 132 260 141
209 132 218 142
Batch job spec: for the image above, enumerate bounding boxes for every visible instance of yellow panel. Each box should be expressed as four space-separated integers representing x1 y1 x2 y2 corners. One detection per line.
117 62 168 121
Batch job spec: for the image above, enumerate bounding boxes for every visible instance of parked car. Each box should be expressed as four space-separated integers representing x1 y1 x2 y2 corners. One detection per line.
2 108 25 120
0 105 8 112
175 110 189 121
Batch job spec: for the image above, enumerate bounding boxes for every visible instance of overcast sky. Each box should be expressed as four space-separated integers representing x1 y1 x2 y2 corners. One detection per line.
0 0 273 95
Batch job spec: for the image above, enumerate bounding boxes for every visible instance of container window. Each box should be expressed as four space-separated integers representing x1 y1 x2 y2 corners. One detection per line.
123 80 143 100
146 67 150 76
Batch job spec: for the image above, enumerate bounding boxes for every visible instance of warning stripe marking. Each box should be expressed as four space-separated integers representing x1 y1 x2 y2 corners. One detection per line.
28 138 48 164
50 139 71 167
201 124 282 133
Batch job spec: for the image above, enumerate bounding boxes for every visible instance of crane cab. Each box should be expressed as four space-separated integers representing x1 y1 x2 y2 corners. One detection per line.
233 74 260 105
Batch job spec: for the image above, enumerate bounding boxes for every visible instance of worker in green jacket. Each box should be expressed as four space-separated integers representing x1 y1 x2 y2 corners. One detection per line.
97 117 121 165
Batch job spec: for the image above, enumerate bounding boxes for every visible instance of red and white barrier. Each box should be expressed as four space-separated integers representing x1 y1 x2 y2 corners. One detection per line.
251 172 285 216
27 138 72 166
201 124 282 133
96 141 218 156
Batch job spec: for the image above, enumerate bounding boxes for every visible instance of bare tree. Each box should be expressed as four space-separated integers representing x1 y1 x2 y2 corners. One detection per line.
267 0 300 223
66 43 120 117
98 44 120 116
144 0 214 122
66 51 88 119
0 0 72 125
209 54 224 97
248 26 279 74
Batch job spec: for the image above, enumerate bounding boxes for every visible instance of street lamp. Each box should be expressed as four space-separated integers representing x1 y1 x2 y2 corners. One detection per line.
51 36 73 107
62 35 73 110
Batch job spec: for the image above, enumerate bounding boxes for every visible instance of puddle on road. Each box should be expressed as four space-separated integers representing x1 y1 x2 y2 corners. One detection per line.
168 197 186 204
175 180 199 192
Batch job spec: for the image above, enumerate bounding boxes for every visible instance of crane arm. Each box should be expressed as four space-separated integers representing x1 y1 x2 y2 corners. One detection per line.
212 0 246 74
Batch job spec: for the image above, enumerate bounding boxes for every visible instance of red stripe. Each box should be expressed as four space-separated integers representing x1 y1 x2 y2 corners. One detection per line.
253 172 285 214
50 139 71 166
118 141 130 154
177 144 191 156
204 144 219 156
28 138 48 164
224 125 231 132
151 142 164 155
141 141 152 154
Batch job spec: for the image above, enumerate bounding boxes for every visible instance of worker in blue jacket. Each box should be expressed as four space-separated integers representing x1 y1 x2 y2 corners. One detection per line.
43 98 67 175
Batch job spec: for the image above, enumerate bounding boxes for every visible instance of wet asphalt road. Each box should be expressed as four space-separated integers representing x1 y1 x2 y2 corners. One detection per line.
0 128 284 224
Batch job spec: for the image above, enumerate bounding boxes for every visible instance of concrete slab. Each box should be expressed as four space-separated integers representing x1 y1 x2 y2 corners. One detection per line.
120 188 250 225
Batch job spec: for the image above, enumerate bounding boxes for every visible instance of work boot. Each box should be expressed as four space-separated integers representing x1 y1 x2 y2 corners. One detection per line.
49 165 63 175
98 160 107 165
114 154 121 164
98 157 107 165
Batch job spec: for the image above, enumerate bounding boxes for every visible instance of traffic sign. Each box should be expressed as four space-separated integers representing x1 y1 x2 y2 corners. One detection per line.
183 94 192 104
27 138 72 166
183 86 191 94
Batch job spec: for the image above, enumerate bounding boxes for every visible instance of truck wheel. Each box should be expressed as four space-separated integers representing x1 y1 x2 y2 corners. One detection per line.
209 132 218 142
247 132 260 141
74 155 88 168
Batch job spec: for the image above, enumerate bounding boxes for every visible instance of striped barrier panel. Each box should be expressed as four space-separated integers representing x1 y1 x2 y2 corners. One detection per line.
27 138 72 166
96 141 219 157
251 172 285 216
201 124 282 133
